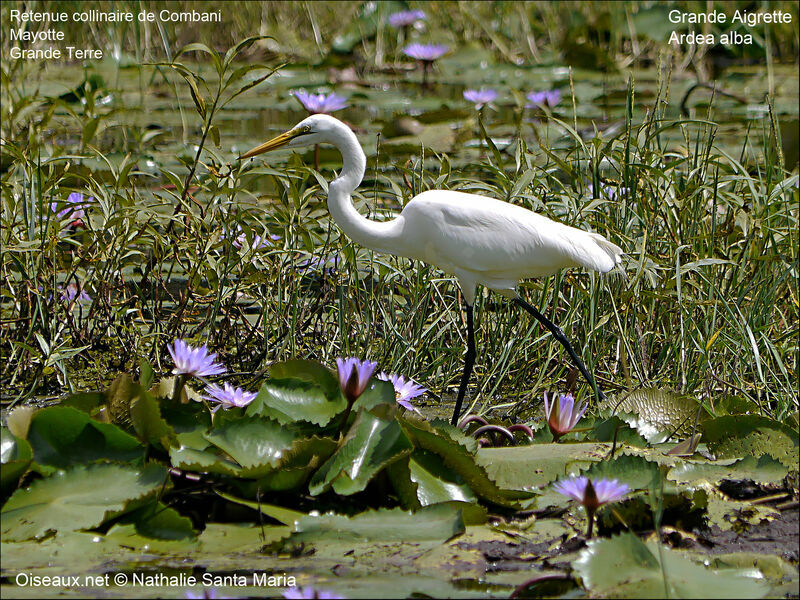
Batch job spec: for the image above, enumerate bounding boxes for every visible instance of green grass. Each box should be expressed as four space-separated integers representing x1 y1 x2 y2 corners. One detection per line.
1 1 797 424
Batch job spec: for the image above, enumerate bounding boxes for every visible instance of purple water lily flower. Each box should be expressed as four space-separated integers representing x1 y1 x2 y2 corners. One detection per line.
283 586 344 599
403 43 448 61
336 357 377 403
230 227 281 251
377 372 426 414
168 339 226 378
51 192 91 223
544 392 587 442
463 89 498 109
525 89 561 108
554 476 629 537
388 9 426 28
293 90 348 115
60 283 91 303
299 255 338 273
588 183 628 201
203 382 257 412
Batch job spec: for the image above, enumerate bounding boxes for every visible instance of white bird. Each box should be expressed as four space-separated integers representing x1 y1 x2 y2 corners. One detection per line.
240 114 623 424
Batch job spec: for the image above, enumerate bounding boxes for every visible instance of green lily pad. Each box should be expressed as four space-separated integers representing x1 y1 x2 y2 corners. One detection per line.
607 388 703 442
1 463 167 541
25 406 144 470
703 415 798 468
573 532 770 598
310 405 413 495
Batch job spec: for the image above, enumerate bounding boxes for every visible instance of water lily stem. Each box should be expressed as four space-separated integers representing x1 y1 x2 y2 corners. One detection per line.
172 374 187 403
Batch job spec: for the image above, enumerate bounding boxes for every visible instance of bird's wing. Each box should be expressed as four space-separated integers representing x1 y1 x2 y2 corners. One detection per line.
399 191 620 281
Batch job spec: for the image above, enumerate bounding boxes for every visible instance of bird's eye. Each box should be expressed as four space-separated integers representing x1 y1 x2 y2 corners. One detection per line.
302 126 311 133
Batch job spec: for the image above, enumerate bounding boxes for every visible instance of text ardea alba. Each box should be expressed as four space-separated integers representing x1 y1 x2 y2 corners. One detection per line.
240 114 623 424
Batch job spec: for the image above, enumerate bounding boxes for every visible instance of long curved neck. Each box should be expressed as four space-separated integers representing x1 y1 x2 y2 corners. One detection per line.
326 123 402 253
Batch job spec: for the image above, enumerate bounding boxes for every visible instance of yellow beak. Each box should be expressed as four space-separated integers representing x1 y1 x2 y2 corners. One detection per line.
238 128 300 160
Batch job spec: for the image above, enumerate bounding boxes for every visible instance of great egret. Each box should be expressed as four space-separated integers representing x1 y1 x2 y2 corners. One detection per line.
240 114 623 425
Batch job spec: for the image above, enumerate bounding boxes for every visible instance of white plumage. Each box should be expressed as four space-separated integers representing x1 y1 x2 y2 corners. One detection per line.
240 114 622 423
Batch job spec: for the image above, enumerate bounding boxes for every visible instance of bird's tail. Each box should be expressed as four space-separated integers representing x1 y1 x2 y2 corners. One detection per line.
588 233 624 273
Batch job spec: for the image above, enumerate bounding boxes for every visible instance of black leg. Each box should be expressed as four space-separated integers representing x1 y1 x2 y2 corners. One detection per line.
513 296 606 402
451 303 476 425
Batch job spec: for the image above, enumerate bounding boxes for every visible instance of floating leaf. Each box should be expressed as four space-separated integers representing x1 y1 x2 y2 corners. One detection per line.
249 377 346 427
580 453 662 490
573 532 770 598
26 406 143 469
1 464 167 541
291 503 465 543
204 416 297 470
310 405 413 496
129 390 177 450
401 415 534 507
478 442 607 490
668 455 788 486
703 415 798 468
127 501 196 540
608 388 702 442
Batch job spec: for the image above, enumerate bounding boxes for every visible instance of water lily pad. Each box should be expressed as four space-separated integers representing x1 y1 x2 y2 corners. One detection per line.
1 463 167 541
310 405 413 495
703 415 798 468
607 388 703 442
573 532 770 598
25 406 144 470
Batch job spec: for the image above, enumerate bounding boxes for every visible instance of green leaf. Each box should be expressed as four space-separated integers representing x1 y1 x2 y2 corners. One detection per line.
128 501 196 541
668 455 788 486
703 415 798 467
60 392 105 414
291 504 465 543
1 427 33 492
204 416 297 470
401 415 534 507
580 454 662 490
573 532 770 598
1 464 167 541
249 377 346 426
352 379 397 411
309 406 413 496
409 449 479 505
26 406 144 469
215 491 307 526
130 390 177 450
608 388 703 442
139 358 155 389
169 445 242 476
478 442 607 490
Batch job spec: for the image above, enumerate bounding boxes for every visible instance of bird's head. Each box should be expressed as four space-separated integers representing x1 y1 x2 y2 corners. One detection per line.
238 114 342 160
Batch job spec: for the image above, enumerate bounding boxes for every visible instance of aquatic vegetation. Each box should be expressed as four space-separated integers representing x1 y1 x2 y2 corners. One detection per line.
51 192 90 222
553 476 630 537
0 11 797 597
544 392 587 441
463 88 498 109
169 340 226 378
59 283 91 303
588 182 628 200
293 90 348 114
203 382 257 411
377 372 426 414
402 43 448 61
387 10 426 28
525 89 561 108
